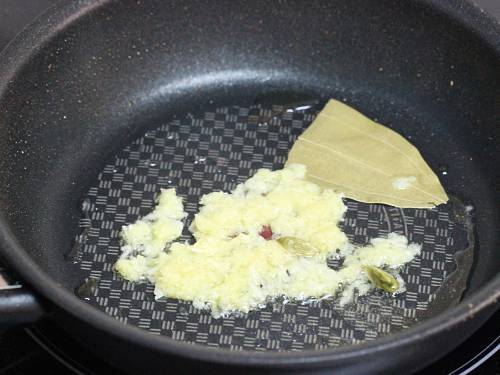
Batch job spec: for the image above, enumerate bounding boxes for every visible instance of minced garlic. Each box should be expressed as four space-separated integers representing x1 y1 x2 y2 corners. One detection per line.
115 164 421 317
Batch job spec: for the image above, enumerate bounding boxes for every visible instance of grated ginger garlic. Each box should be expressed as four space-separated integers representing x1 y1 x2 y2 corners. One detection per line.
115 164 421 317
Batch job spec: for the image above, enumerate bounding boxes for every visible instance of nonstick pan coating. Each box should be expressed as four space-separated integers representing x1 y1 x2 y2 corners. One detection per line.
75 102 473 350
0 0 498 373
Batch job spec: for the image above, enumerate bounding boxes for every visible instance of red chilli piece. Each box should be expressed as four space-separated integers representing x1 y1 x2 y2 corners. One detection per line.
259 225 273 240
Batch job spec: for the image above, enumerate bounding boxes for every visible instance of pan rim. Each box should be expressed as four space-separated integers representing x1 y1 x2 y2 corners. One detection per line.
0 0 498 369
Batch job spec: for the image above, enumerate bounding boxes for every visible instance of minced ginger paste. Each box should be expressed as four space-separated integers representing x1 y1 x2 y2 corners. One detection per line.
115 164 421 317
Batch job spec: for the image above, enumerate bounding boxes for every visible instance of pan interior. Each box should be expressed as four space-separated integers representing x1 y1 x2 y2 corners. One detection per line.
0 0 498 355
73 100 474 351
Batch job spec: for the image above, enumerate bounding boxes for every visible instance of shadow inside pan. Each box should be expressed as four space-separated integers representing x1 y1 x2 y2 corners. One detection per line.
72 98 475 351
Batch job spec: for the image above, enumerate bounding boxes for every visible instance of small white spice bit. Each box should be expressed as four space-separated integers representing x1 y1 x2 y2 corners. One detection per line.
392 176 417 190
450 80 454 87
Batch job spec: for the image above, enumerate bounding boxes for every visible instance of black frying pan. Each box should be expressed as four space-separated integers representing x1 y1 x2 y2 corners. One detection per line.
0 0 498 374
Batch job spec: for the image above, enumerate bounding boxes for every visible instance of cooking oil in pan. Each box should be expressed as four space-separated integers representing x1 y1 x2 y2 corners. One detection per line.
76 277 99 301
65 198 93 264
68 100 478 350
421 196 475 317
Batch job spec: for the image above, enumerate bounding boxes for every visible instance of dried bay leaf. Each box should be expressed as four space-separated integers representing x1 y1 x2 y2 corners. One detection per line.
287 99 448 208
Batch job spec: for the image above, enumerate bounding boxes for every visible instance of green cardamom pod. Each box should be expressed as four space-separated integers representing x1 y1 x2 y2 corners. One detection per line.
363 265 399 293
277 237 319 257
